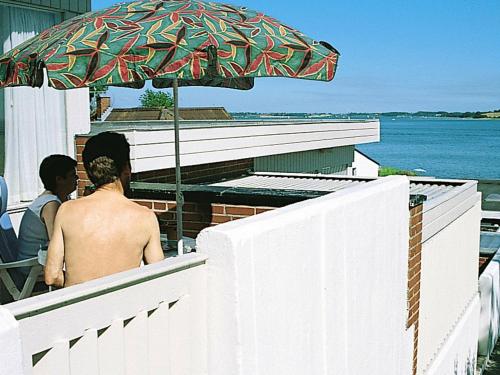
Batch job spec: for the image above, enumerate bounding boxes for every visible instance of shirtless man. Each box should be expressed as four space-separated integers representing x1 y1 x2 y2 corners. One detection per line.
45 132 164 287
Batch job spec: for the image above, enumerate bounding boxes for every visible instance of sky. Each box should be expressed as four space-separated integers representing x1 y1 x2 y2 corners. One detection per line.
91 0 500 113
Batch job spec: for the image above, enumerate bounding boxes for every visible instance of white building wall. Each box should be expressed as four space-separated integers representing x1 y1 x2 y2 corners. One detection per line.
350 150 379 177
417 202 481 374
197 176 413 375
65 89 91 157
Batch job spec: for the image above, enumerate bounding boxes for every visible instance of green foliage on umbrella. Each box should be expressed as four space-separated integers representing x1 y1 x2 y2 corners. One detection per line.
140 89 173 108
0 0 339 90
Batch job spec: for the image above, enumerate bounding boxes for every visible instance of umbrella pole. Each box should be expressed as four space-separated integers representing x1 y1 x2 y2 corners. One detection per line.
173 77 184 256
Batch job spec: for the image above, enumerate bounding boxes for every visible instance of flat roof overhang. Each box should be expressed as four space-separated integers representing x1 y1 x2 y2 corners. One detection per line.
85 119 380 173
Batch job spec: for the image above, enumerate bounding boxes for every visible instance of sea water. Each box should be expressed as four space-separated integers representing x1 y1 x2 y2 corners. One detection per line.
358 117 500 180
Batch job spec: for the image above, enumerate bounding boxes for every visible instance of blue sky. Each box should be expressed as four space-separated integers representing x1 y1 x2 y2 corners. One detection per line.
92 0 500 113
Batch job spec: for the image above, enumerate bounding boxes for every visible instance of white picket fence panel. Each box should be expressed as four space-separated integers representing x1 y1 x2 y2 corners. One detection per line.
2 254 208 375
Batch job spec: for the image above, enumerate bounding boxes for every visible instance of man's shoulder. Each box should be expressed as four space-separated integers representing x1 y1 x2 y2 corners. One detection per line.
56 198 88 217
59 195 155 220
128 200 157 218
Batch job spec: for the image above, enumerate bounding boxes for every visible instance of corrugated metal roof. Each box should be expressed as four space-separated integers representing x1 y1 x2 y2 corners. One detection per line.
209 174 461 202
409 182 456 200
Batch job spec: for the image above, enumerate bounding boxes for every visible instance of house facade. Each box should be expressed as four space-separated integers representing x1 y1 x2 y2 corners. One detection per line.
0 0 90 210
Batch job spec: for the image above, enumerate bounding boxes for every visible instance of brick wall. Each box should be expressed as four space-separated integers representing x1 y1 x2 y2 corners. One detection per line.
134 198 276 239
133 158 253 184
75 135 90 197
75 135 253 197
408 204 423 375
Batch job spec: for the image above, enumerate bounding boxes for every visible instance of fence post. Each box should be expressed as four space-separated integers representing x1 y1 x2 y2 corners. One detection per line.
0 306 24 375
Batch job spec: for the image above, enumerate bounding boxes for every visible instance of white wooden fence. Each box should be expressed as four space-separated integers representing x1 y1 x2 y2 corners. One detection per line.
197 176 414 375
0 254 208 375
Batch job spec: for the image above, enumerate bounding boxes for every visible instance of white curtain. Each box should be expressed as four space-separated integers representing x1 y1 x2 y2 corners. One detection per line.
1 5 67 204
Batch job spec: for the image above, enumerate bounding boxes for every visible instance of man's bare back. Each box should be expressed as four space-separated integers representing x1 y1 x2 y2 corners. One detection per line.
45 131 164 287
46 189 164 287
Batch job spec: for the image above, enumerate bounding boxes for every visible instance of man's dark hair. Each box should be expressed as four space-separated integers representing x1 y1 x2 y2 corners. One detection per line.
82 132 131 188
39 155 77 192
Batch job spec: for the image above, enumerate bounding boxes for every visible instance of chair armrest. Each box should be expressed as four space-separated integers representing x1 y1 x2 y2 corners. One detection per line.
0 257 40 269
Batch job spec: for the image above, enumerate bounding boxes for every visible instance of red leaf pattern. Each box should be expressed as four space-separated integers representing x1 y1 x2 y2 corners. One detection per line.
0 0 339 89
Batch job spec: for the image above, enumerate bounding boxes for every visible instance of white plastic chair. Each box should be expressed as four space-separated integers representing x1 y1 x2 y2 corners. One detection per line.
0 176 43 301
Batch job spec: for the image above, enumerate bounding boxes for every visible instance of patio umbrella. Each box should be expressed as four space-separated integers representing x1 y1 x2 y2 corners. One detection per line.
0 0 340 255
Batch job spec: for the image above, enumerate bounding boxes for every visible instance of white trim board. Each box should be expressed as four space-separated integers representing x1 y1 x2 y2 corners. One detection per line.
422 181 480 242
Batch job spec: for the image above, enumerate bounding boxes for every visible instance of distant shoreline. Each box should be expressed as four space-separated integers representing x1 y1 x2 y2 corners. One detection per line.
231 112 500 120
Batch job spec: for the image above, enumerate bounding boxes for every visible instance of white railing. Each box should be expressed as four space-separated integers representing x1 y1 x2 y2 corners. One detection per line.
0 254 208 375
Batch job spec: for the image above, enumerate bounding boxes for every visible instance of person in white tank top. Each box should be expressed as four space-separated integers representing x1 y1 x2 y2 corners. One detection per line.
17 155 78 276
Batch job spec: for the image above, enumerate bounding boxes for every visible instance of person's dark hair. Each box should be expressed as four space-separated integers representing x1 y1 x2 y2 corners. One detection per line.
82 132 130 188
39 155 77 192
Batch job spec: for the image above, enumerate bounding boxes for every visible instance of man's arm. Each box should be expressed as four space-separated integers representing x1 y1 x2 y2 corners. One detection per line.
44 205 66 287
40 200 60 240
143 211 164 264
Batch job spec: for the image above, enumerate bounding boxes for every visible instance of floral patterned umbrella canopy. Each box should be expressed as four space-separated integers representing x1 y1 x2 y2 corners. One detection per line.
0 0 340 254
0 0 339 89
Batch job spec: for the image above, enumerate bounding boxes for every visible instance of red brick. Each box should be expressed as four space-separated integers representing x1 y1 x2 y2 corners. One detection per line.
409 235 422 249
211 204 225 214
408 288 420 301
77 170 89 180
75 137 89 147
411 205 423 214
135 200 153 209
408 253 421 269
409 295 419 310
408 315 417 326
408 273 420 289
256 207 275 214
225 206 255 216
78 180 89 189
410 216 422 227
153 201 167 211
410 228 422 238
211 215 231 224
408 267 420 280
409 246 421 258
409 304 418 319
